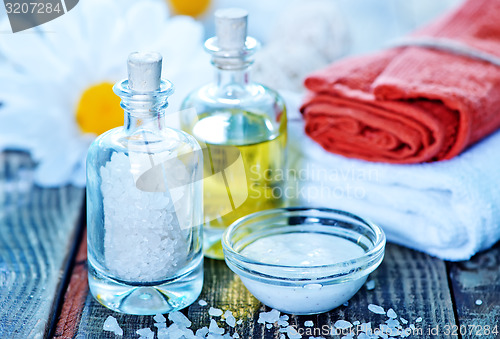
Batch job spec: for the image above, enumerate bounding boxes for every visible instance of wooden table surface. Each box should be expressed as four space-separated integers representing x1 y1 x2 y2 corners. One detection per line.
0 153 499 339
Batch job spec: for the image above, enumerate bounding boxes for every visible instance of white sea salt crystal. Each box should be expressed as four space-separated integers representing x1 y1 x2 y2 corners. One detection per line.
206 335 222 339
257 309 280 324
280 335 286 339
334 320 352 329
209 307 224 317
359 322 371 333
209 319 225 335
475 299 483 305
169 311 192 328
101 152 188 282
278 319 289 327
286 326 302 339
304 320 314 327
157 327 169 339
368 304 386 314
103 316 123 336
279 327 288 333
236 319 243 325
400 328 411 338
386 308 397 318
385 318 400 328
225 314 236 327
233 332 240 338
196 327 209 337
198 299 208 306
352 321 360 326
154 322 167 329
365 280 376 290
136 327 154 339
165 323 185 339
154 313 166 323
400 317 408 324
415 317 423 323
266 323 273 329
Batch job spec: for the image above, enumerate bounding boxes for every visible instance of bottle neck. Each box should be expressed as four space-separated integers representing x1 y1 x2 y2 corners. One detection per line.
113 79 173 136
124 109 166 134
213 58 251 97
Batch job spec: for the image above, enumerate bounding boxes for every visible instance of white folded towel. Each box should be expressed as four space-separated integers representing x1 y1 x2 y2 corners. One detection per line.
283 91 500 261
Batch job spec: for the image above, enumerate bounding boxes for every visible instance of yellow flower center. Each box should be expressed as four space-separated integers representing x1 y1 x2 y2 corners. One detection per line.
168 0 210 17
76 82 123 135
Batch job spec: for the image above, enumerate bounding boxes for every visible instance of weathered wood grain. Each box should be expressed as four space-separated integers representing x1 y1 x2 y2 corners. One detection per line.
448 241 500 339
69 242 460 338
0 152 84 339
53 229 88 339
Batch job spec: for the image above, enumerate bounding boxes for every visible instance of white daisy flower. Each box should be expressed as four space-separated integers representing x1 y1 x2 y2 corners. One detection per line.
0 0 209 187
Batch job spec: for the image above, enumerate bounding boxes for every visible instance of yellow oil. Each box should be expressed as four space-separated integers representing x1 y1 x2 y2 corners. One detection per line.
187 109 287 259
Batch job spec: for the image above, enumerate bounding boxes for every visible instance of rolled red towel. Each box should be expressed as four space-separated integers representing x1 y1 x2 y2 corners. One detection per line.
301 0 500 163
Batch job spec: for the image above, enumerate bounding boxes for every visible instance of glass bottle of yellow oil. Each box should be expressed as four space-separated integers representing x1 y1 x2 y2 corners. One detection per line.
180 8 287 259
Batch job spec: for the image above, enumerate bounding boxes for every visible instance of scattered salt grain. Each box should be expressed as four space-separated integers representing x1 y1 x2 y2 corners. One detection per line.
233 332 240 338
225 314 236 327
266 323 273 329
387 308 397 318
400 317 408 324
286 326 302 339
365 280 376 290
209 319 225 335
136 327 154 339
368 304 386 315
169 311 192 328
154 313 166 323
154 322 166 329
352 321 360 326
103 316 123 336
196 327 209 337
475 299 483 305
277 318 289 327
280 335 286 339
385 318 400 328
359 322 371 333
257 309 280 324
305 320 314 327
236 319 243 325
415 317 423 323
209 307 224 317
334 320 352 330
198 299 208 306
157 328 168 339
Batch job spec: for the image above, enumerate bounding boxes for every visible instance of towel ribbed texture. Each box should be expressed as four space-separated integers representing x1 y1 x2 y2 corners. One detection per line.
301 0 500 163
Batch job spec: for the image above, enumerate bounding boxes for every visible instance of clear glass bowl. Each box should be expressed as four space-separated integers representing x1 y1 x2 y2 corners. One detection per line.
222 207 386 315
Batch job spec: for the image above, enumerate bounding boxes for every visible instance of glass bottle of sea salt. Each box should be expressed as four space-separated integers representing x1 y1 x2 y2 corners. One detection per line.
86 52 203 315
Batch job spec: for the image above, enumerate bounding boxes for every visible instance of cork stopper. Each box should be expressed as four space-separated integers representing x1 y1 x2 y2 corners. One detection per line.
215 8 248 50
127 52 162 92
